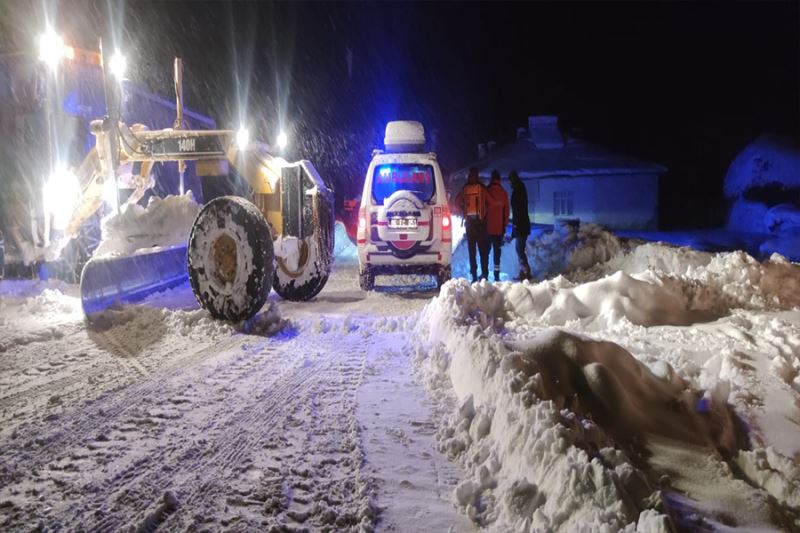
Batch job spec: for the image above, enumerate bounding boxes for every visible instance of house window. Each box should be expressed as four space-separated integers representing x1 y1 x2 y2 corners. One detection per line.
553 191 574 216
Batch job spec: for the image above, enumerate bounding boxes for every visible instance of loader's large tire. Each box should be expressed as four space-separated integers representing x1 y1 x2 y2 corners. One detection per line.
272 189 335 301
273 236 331 301
188 196 274 321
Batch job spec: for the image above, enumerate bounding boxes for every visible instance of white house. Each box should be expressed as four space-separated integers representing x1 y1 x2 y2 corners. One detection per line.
450 116 667 230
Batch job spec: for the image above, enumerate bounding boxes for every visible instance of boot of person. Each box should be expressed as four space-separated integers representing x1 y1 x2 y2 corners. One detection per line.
513 266 532 282
493 268 501 282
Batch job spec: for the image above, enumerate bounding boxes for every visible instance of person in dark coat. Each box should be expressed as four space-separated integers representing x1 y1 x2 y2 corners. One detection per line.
486 170 509 281
509 170 532 280
454 167 491 282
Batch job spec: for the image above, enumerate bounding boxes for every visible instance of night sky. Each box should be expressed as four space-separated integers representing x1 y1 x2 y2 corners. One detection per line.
7 1 800 228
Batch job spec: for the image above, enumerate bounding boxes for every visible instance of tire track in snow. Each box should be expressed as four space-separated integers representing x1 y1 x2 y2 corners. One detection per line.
0 334 244 487
244 340 373 530
164 335 373 530
19 330 376 531
0 319 223 420
0 328 93 406
0 335 271 528
90 328 151 378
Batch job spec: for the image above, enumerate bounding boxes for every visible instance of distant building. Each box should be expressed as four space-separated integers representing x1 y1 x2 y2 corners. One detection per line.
450 116 667 230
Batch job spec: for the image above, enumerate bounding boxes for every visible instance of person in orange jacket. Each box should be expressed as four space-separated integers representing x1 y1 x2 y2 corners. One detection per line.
454 168 491 282
485 170 509 281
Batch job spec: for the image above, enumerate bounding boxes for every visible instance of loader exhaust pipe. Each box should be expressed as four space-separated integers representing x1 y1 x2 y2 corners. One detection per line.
99 37 121 213
174 58 186 195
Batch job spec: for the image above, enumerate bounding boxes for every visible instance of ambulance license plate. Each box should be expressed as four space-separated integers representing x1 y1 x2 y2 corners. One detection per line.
389 217 418 229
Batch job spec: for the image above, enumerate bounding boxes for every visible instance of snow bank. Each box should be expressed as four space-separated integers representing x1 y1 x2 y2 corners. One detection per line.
94 193 200 257
0 281 83 351
414 242 800 530
723 136 800 199
490 222 800 315
736 447 800 511
0 279 75 299
559 231 800 313
502 272 704 329
529 223 625 279
413 280 720 530
450 222 620 282
89 299 286 341
333 220 358 264
452 219 800 298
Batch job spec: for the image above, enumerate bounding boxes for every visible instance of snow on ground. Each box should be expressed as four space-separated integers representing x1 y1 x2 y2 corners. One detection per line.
1 220 799 532
0 258 468 531
414 227 800 531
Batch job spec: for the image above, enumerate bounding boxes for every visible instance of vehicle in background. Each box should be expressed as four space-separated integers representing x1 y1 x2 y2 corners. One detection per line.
356 121 452 290
61 54 334 322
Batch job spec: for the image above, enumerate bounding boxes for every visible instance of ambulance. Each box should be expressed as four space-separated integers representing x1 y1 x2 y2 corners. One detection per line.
356 121 452 290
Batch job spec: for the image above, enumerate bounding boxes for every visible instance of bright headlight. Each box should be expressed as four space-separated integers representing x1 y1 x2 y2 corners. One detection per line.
277 130 288 150
108 50 127 80
236 127 249 150
102 176 119 208
39 27 66 70
43 166 80 231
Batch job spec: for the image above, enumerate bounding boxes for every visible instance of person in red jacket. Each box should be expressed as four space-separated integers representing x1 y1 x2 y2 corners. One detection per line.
486 170 510 281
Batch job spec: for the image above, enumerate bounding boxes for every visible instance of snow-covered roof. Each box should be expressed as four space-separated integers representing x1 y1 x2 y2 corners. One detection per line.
528 115 564 149
723 135 800 198
451 136 667 182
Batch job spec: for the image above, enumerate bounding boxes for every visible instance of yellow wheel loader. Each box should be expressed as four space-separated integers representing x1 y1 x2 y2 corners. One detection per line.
72 56 334 321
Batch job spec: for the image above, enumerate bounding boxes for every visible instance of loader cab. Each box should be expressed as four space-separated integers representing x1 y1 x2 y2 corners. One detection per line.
356 121 452 290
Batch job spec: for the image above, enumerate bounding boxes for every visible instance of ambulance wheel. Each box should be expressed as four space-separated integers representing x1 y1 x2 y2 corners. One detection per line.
359 267 375 291
436 265 451 289
188 196 274 322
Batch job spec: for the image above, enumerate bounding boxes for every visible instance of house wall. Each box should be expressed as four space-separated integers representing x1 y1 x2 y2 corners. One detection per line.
528 173 659 229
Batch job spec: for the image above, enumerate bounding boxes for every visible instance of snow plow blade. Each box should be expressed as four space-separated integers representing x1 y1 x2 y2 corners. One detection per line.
80 245 189 318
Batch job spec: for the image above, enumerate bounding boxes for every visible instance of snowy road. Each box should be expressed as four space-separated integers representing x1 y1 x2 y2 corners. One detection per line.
0 265 473 531
2 236 800 532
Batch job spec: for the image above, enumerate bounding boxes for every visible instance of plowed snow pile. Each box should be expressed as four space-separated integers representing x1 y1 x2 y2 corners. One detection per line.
414 226 800 532
94 193 200 257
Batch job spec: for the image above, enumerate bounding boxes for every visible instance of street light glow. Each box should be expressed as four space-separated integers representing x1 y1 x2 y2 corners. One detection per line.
108 50 127 80
236 126 249 150
277 130 288 150
38 27 66 70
